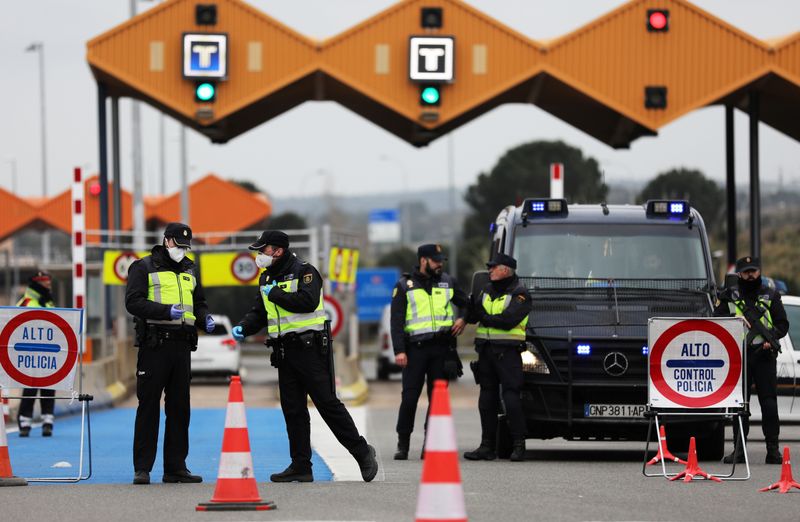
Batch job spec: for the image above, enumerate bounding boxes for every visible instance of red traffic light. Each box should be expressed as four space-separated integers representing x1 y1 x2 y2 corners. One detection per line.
647 9 669 32
89 182 102 196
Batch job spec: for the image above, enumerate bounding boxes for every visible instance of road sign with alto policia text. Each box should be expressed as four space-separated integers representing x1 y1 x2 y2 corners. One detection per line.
648 317 744 409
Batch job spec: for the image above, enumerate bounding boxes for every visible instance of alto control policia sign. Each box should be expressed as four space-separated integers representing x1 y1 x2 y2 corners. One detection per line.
0 307 83 391
648 318 744 409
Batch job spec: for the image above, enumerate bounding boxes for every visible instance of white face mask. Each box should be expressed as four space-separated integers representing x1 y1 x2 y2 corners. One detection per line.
256 253 273 269
167 246 186 263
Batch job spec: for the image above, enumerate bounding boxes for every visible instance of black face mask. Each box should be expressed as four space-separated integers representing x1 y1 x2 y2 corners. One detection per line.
738 276 761 293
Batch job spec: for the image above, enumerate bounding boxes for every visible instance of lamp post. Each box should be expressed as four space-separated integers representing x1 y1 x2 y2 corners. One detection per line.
24 42 47 197
4 158 17 194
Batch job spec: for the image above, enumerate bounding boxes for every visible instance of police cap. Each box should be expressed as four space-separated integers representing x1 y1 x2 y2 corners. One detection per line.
164 222 192 248
30 271 52 284
735 256 760 272
249 230 290 251
486 253 517 270
417 243 446 262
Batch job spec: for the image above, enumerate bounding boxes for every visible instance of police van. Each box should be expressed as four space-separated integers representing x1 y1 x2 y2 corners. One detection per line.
481 199 724 459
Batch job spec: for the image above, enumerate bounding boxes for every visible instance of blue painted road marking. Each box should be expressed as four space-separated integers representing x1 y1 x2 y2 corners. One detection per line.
666 359 724 368
6 407 332 484
13 342 61 353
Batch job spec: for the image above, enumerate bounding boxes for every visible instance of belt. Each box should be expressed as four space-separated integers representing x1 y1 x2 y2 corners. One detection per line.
148 327 192 341
270 330 319 347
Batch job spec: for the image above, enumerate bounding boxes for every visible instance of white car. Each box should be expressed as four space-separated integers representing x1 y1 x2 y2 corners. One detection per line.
190 314 241 377
376 304 401 380
749 295 800 421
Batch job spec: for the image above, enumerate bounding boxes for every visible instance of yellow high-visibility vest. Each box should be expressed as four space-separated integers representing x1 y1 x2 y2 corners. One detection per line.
475 293 528 343
403 280 455 338
262 276 325 339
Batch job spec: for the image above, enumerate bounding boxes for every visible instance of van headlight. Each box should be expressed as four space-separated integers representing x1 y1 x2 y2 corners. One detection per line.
522 342 550 374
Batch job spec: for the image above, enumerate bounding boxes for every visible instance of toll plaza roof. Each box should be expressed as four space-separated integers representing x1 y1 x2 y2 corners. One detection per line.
86 0 800 148
0 175 271 244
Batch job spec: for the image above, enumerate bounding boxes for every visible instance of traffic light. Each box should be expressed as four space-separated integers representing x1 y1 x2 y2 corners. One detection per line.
421 7 443 29
195 81 216 102
647 9 669 32
196 4 217 25
644 86 667 109
419 85 441 106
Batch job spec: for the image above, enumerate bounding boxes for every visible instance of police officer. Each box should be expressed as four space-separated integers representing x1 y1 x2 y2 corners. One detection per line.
715 256 789 464
17 271 56 437
464 253 531 462
390 243 468 460
232 230 378 483
125 222 214 485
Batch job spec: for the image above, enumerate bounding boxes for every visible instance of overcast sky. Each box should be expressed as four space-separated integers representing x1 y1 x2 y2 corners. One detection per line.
1 0 799 201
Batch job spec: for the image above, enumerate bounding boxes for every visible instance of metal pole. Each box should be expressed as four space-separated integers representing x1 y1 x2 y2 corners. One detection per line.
725 105 736 270
98 83 109 243
159 114 166 195
180 125 189 224
130 0 145 250
36 44 48 197
112 97 122 241
748 91 760 259
447 134 458 277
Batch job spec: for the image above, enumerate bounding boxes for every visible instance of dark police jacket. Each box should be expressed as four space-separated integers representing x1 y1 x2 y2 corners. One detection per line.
237 250 323 337
390 269 468 355
125 244 209 331
467 274 532 347
713 279 789 347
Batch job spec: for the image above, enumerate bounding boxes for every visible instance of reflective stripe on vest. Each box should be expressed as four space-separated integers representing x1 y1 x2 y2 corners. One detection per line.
728 296 773 345
262 277 325 339
147 270 197 326
404 285 455 338
475 293 528 342
16 289 54 308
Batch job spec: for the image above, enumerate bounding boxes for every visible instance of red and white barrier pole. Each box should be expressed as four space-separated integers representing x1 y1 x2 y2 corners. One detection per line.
550 163 564 199
72 168 86 355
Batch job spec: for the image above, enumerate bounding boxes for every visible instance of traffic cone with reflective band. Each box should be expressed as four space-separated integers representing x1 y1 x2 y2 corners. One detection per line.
196 376 274 511
759 447 800 493
415 380 467 522
669 437 721 483
1 388 9 425
0 409 27 487
647 425 687 466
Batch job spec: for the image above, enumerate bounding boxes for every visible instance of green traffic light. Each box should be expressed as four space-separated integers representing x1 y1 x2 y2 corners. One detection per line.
421 86 440 105
196 82 215 102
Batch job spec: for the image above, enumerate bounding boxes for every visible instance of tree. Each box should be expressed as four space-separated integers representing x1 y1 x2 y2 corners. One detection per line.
636 168 724 233
377 246 418 271
232 179 262 193
268 211 307 230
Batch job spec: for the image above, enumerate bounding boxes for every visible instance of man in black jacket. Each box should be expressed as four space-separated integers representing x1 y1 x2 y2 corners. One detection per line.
232 230 378 483
390 244 468 460
464 253 532 462
125 222 214 485
714 256 789 464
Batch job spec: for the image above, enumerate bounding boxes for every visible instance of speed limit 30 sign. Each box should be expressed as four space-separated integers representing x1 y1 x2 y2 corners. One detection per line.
648 318 744 409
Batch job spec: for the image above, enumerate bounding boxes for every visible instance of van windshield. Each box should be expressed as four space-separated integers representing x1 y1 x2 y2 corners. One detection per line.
513 223 708 280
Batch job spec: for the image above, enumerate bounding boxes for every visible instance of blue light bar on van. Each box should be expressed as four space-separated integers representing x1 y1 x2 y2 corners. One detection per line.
642 346 649 356
645 199 690 219
521 198 568 221
576 344 591 356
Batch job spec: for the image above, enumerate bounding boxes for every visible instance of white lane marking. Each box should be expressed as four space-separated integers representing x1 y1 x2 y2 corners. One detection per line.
309 405 383 482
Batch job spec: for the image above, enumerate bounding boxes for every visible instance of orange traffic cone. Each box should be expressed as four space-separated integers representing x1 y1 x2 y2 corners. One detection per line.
647 425 688 466
196 376 274 511
759 447 800 493
415 380 467 522
669 437 721 483
0 408 27 487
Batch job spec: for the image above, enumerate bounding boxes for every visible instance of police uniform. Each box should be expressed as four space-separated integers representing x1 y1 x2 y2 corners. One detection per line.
16 271 56 437
714 256 789 464
235 230 378 483
464 253 532 462
390 243 467 460
125 223 211 484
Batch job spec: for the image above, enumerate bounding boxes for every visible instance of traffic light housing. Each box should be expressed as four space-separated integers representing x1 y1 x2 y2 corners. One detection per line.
419 85 441 106
644 86 667 109
195 81 216 102
421 7 443 29
647 9 669 32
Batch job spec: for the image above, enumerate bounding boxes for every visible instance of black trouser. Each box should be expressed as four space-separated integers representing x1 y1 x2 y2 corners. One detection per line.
395 339 449 436
477 344 526 441
133 339 192 473
735 345 780 444
18 388 55 425
277 336 368 472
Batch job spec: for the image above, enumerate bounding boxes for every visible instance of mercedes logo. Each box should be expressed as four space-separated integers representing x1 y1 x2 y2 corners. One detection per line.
603 352 629 377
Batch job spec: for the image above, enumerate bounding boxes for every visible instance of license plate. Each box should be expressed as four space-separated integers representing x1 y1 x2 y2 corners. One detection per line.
584 404 646 418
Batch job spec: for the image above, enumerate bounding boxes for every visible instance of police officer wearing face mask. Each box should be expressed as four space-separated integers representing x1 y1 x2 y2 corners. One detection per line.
232 230 378 483
714 256 789 465
125 222 214 485
464 253 531 462
390 244 468 460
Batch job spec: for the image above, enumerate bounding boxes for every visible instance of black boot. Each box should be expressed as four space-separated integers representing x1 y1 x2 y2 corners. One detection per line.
722 444 745 464
270 465 313 482
765 441 782 465
394 434 410 460
463 440 496 461
509 439 526 462
42 423 53 437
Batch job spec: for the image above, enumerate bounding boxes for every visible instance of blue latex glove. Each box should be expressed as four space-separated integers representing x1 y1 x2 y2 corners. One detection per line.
261 281 278 298
232 325 245 341
205 315 215 334
169 304 184 320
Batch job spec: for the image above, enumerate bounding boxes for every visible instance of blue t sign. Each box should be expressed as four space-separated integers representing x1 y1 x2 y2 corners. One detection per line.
183 33 228 79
